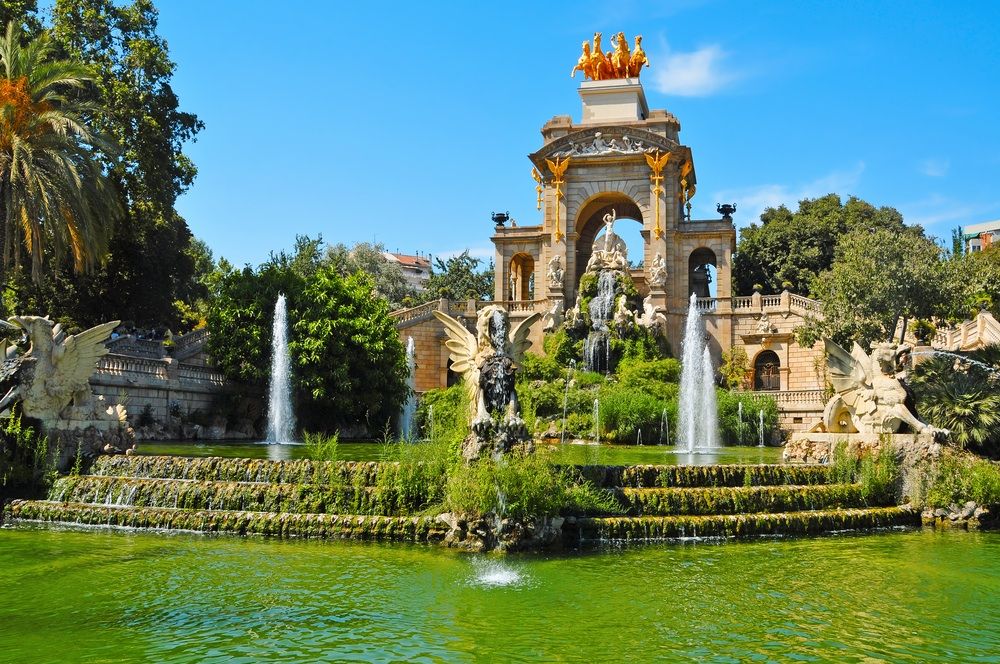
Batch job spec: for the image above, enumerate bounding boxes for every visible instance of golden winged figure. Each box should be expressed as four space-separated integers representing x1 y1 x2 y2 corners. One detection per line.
644 150 670 173
545 157 570 180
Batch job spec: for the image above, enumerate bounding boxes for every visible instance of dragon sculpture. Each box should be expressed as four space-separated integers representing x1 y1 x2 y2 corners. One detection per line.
821 339 946 437
0 316 123 425
433 305 540 461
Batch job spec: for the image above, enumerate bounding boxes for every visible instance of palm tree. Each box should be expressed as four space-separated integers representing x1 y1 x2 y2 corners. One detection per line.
0 21 119 283
910 345 1000 457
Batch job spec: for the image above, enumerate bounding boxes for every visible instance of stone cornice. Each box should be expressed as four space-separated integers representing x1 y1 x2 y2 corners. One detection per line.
529 126 682 175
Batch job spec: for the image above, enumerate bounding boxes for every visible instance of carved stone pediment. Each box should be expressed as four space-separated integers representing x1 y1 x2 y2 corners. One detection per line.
530 126 678 172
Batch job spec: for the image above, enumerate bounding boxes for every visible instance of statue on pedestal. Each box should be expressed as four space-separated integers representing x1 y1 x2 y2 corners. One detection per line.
648 253 667 289
546 255 564 290
822 339 946 436
433 306 540 461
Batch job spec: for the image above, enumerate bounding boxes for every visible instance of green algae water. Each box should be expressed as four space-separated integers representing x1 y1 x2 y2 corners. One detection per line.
2 525 998 662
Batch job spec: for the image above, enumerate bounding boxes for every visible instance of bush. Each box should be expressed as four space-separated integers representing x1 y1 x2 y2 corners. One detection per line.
616 358 681 400
444 453 620 517
518 352 563 382
414 385 468 456
825 440 900 504
917 451 1000 508
597 385 669 444
303 431 339 461
716 391 779 445
0 410 54 502
543 328 579 367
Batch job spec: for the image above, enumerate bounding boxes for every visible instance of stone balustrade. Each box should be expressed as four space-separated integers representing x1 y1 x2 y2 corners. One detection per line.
751 389 826 406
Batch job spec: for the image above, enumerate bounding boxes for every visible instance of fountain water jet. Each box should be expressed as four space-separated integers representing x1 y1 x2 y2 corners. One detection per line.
265 294 295 444
399 337 417 440
678 293 718 451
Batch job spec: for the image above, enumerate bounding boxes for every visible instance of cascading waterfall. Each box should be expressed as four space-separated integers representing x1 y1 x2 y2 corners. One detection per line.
678 293 719 452
399 337 417 440
265 294 295 444
584 271 617 372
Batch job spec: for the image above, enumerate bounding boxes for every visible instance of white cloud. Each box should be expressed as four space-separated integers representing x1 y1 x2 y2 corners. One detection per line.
898 194 979 232
919 158 950 177
705 163 866 226
653 45 737 97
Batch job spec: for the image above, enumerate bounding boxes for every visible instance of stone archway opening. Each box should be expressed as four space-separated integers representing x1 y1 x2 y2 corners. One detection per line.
753 350 781 391
688 247 717 298
573 194 643 295
509 253 535 301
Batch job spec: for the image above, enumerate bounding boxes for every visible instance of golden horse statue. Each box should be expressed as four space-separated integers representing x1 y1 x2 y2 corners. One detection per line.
628 35 649 77
610 32 631 78
571 32 649 81
571 41 593 79
590 32 613 80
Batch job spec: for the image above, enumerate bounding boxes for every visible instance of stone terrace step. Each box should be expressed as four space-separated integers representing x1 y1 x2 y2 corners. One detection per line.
572 463 830 489
91 456 389 484
50 475 435 517
570 506 919 542
618 484 876 516
4 500 448 543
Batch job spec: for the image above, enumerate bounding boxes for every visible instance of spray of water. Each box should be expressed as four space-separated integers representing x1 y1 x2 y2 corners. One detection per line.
265 294 295 443
678 293 718 451
399 337 417 440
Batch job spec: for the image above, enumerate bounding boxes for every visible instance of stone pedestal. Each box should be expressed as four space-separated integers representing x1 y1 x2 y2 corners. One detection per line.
579 79 649 124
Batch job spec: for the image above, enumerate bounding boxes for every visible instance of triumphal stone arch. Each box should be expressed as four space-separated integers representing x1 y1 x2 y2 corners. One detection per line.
492 44 736 355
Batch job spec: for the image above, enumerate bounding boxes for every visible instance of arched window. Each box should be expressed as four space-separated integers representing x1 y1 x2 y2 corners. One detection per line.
509 253 535 300
688 247 717 298
753 350 781 391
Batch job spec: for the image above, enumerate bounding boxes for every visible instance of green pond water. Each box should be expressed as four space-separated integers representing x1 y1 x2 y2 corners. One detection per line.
136 441 783 466
1 524 998 662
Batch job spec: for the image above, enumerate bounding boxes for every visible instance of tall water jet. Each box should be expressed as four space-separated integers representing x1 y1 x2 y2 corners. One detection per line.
265 294 295 443
398 337 417 440
678 293 718 451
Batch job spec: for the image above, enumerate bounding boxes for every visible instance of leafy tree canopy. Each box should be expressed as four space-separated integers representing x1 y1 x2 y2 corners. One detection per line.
0 0 204 331
207 238 407 433
796 227 950 348
325 241 414 309
733 194 908 296
420 250 494 302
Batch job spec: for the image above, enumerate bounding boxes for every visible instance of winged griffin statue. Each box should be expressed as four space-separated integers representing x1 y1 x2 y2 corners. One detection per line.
433 305 540 461
821 339 946 438
0 316 123 426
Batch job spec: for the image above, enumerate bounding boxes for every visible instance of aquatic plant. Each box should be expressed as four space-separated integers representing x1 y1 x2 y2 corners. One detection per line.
0 409 53 502
916 451 1000 509
303 431 339 461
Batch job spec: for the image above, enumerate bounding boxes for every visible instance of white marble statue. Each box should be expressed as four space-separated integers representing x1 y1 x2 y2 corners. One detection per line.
821 339 947 437
638 294 667 333
0 316 122 425
613 295 636 331
543 299 564 332
546 255 564 289
756 312 774 334
647 253 667 289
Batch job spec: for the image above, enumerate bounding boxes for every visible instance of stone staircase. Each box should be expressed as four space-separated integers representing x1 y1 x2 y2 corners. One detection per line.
564 463 918 543
3 456 920 546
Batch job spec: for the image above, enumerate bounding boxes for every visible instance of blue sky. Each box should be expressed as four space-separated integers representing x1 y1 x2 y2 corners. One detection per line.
156 1 1000 267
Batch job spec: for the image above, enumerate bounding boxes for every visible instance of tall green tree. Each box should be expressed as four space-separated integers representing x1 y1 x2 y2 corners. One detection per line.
325 241 414 309
421 250 494 302
0 0 204 330
797 227 949 348
0 20 120 282
733 195 908 296
207 241 407 433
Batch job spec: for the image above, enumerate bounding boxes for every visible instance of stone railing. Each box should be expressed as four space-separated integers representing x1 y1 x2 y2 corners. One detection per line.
761 294 782 308
172 328 209 356
106 336 166 359
389 300 441 324
932 312 1000 351
97 354 170 379
715 291 822 317
177 363 226 386
496 299 548 314
695 297 717 312
751 389 826 406
789 293 821 314
732 296 754 310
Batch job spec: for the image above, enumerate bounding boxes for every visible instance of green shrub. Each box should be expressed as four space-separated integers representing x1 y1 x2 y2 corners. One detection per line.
518 352 563 382
543 327 579 367
918 451 1000 508
597 386 668 443
824 440 900 504
303 431 339 461
414 384 468 456
0 410 54 502
444 453 620 517
716 391 778 445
